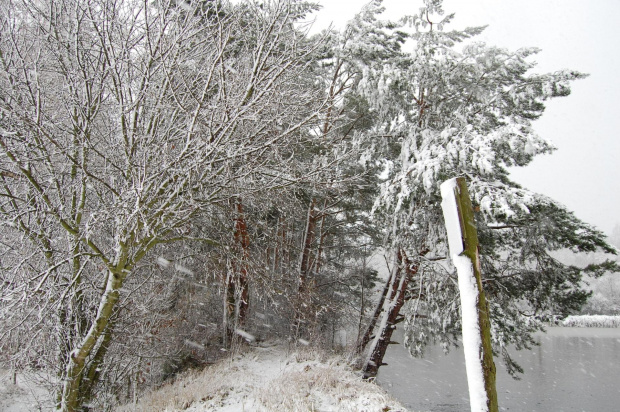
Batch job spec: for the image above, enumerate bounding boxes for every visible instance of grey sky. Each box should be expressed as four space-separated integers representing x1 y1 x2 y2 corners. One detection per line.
313 0 620 235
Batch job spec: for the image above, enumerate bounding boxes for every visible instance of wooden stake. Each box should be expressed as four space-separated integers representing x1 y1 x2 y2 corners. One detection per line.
441 177 498 412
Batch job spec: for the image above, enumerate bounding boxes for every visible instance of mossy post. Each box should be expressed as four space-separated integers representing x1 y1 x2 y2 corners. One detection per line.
440 177 498 412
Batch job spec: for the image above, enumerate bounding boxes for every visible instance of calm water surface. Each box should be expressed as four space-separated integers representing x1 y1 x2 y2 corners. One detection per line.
377 327 620 412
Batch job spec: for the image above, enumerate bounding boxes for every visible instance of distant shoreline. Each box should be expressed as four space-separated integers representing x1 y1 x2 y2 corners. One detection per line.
556 314 620 328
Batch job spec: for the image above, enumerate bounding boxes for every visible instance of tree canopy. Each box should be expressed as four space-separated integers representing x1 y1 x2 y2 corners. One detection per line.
0 0 616 410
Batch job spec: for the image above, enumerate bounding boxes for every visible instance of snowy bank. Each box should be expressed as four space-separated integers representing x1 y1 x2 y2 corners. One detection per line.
561 315 620 328
0 369 52 411
116 343 407 412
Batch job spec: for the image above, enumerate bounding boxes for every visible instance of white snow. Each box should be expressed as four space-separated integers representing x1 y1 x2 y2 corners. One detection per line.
174 264 193 276
234 328 256 343
561 315 620 328
116 344 407 412
157 256 171 268
453 255 488 412
440 178 465 256
0 369 53 411
440 178 489 412
184 340 207 351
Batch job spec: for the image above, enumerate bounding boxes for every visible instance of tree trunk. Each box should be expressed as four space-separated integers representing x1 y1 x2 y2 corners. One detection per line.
271 216 280 273
299 198 317 292
233 200 250 327
293 198 318 338
61 269 124 412
356 263 393 354
361 250 421 379
224 200 251 343
79 316 116 407
440 177 498 412
314 199 328 275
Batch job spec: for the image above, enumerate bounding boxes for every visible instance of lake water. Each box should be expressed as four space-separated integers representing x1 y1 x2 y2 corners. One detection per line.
377 327 620 412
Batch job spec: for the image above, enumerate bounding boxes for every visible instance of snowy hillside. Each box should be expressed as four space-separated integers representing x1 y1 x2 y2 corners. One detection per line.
0 369 52 411
116 343 407 412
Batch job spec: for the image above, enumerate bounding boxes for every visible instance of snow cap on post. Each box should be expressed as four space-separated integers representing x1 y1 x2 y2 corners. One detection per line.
440 176 498 412
440 177 465 257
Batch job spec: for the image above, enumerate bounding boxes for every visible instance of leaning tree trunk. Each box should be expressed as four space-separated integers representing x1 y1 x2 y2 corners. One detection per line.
361 249 423 379
440 177 498 412
356 271 392 354
79 315 116 407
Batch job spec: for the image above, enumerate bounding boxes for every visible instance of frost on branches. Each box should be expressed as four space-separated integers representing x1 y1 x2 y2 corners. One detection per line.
0 0 618 411
352 0 617 378
0 0 328 410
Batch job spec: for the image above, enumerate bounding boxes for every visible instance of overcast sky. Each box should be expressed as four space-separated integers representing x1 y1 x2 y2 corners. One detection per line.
310 0 620 235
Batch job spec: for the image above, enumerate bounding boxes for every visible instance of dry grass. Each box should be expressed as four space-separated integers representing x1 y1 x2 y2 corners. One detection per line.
116 344 407 412
256 359 403 411
116 357 253 411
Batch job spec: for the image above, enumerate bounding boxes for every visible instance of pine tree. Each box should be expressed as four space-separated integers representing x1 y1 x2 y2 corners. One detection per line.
351 0 618 376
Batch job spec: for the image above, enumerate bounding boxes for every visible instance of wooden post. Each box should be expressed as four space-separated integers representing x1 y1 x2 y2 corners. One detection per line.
440 177 498 412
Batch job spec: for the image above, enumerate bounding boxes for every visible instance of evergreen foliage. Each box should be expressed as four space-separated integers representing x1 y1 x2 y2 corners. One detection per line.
340 0 617 376
0 0 617 409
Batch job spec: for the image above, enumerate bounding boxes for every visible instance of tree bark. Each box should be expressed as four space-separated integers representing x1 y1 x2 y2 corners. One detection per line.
299 198 317 292
233 200 250 327
314 199 328 275
225 199 251 342
356 272 391 354
61 268 124 412
361 250 423 379
293 198 318 338
79 316 115 408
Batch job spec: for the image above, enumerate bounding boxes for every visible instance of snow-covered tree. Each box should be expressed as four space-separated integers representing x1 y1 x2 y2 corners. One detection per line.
0 0 327 409
352 0 617 377
1 0 618 408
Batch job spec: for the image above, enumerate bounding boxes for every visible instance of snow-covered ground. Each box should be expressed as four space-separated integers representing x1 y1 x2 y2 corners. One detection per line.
116 342 407 412
0 344 406 412
0 369 52 411
561 314 620 328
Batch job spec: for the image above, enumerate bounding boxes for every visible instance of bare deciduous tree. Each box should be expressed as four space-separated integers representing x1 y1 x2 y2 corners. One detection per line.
0 0 326 409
